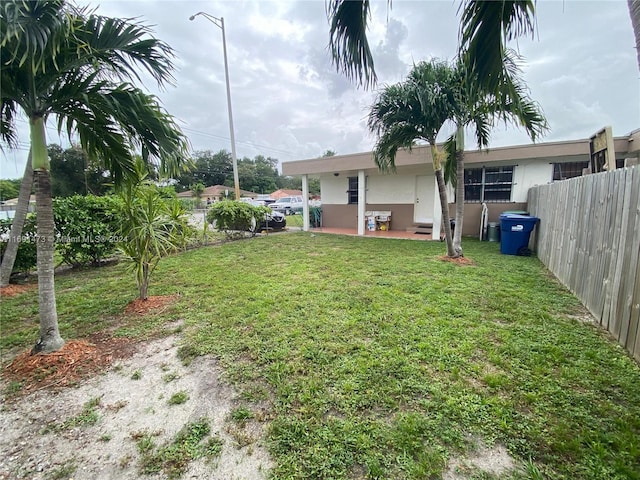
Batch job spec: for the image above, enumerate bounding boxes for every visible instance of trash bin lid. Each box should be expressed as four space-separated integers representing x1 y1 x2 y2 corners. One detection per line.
502 210 529 215
499 213 539 222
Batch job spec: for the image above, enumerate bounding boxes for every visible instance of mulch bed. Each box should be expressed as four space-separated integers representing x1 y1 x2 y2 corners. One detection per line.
438 255 475 265
0 284 36 298
3 335 137 396
124 294 179 315
2 293 179 399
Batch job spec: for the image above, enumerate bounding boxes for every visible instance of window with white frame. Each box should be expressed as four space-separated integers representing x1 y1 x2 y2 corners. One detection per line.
464 166 514 203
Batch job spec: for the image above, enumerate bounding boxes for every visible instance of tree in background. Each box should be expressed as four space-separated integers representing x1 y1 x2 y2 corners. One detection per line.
175 150 232 191
0 178 21 201
1 0 189 352
237 155 279 194
49 144 111 197
190 182 205 208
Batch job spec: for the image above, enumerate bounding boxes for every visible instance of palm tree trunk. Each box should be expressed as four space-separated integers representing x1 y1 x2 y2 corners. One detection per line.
431 145 456 257
30 117 64 354
0 150 33 286
629 0 640 71
140 262 149 300
453 126 465 256
32 168 64 353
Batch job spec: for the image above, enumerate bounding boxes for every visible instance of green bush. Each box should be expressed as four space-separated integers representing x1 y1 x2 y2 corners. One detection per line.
0 214 38 274
206 201 269 235
53 195 123 267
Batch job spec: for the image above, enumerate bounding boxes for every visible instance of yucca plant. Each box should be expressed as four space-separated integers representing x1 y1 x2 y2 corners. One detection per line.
118 172 191 301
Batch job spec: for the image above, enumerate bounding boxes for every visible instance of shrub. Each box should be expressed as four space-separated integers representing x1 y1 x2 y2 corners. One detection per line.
53 195 123 267
118 181 193 300
0 214 38 274
206 200 269 237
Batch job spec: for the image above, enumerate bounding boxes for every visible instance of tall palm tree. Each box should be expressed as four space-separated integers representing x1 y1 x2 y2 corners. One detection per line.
369 60 461 257
0 0 189 353
328 0 536 93
630 0 640 71
443 53 547 255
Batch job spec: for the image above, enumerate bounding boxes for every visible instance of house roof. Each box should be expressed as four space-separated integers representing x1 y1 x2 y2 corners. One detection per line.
282 130 640 176
270 189 303 199
2 195 36 206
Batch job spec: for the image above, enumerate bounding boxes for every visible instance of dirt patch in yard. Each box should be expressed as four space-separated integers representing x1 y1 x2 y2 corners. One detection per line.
443 440 516 479
0 332 272 479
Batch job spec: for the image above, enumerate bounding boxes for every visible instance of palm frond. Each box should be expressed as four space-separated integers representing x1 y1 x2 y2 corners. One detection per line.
373 123 420 173
327 0 377 89
458 0 536 94
0 0 69 73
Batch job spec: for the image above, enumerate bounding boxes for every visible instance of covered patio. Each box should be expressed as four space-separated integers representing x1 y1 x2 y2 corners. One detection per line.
309 227 434 241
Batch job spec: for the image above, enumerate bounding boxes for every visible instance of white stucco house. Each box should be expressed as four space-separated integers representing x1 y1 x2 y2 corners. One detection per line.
282 129 640 238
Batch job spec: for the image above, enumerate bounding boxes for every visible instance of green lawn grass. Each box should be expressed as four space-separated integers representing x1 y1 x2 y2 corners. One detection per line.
2 233 639 479
284 213 303 227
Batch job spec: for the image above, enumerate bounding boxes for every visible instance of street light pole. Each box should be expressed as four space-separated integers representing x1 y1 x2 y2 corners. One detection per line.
189 12 240 199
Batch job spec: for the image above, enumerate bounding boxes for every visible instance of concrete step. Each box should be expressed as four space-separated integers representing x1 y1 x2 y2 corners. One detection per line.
406 224 433 235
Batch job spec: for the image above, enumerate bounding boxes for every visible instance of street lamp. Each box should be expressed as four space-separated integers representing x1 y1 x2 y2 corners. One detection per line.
189 12 240 200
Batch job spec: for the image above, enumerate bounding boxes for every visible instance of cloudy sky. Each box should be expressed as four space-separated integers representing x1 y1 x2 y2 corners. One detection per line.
1 0 638 179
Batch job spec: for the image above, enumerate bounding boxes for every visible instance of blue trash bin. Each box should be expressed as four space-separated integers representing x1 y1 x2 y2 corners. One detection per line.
499 214 539 255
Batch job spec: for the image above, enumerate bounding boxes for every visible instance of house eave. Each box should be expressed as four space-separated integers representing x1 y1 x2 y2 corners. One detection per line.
282 135 638 176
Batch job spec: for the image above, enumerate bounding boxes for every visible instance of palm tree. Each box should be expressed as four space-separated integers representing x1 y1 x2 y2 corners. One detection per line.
0 151 33 286
328 0 536 93
630 0 640 71
0 0 189 353
369 60 461 256
443 53 547 255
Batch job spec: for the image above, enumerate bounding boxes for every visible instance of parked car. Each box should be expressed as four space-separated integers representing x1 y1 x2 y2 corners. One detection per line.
240 198 286 231
270 196 304 215
257 210 286 231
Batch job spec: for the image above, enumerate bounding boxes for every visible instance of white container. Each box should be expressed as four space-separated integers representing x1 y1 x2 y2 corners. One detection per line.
367 216 376 231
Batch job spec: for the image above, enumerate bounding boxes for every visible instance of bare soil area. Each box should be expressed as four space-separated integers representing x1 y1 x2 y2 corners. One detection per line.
0 331 272 480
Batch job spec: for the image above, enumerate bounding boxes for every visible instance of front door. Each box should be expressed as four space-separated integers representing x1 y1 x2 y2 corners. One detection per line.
414 175 434 223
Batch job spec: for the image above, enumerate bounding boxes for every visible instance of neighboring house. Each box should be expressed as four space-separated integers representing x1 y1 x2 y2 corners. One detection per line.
270 189 303 200
177 185 259 203
282 130 640 238
0 195 36 217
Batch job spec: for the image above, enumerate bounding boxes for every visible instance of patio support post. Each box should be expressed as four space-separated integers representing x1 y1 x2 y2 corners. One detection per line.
302 174 310 231
357 169 366 236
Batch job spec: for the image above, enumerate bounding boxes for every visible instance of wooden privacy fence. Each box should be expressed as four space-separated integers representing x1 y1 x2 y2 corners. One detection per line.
528 166 640 362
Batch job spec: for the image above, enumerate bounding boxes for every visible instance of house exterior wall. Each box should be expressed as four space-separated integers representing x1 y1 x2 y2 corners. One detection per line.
322 204 416 230
291 133 640 238
366 175 417 204
448 202 529 237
